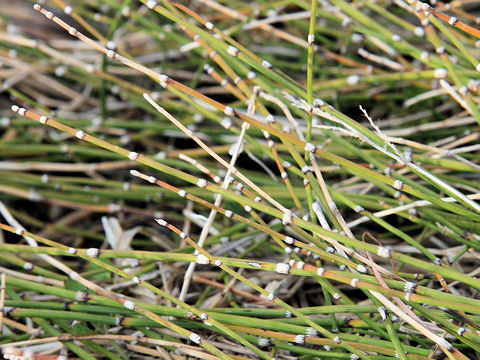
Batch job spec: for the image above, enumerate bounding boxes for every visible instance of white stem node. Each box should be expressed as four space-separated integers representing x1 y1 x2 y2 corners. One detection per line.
123 300 136 310
275 263 291 274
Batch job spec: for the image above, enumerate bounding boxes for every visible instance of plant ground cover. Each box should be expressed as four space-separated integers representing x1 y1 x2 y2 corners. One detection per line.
1 0 480 359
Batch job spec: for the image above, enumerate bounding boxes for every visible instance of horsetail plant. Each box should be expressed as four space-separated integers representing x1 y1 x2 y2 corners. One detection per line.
1 0 480 359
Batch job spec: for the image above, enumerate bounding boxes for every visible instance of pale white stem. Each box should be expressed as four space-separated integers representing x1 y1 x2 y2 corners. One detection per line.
182 209 220 235
310 155 355 243
365 36 399 58
439 79 472 115
0 202 73 280
259 91 304 140
0 200 83 346
312 201 331 230
143 93 288 213
446 143 480 155
178 123 247 302
291 96 480 213
384 115 476 137
357 48 405 71
0 267 63 287
178 91 257 302
0 69 32 93
195 0 310 48
409 161 480 212
404 88 448 107
371 291 455 355
313 125 361 138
